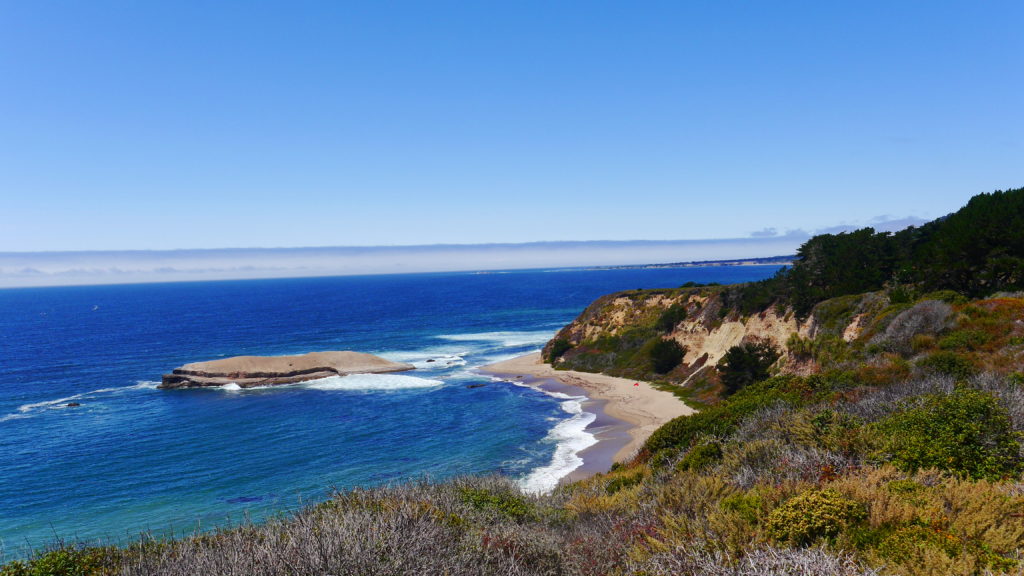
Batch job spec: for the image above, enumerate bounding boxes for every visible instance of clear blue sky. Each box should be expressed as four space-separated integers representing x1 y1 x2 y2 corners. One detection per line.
1 1 1020 252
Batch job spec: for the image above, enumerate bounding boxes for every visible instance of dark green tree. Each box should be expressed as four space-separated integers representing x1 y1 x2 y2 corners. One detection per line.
728 187 1024 317
648 338 686 374
717 341 780 396
654 304 688 333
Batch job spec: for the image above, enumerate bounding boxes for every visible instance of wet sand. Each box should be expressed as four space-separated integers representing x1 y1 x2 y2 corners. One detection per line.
480 352 696 474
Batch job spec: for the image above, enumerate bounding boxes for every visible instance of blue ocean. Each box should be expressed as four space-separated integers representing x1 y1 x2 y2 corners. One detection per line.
0 266 780 550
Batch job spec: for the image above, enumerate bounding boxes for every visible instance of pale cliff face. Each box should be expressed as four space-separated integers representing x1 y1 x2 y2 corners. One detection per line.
671 307 801 367
548 288 866 376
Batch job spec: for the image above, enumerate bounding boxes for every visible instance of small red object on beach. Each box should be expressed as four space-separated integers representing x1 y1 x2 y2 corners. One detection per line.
634 382 640 387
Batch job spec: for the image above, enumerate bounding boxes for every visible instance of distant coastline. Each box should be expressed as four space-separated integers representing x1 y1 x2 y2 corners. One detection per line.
586 254 794 271
0 239 803 288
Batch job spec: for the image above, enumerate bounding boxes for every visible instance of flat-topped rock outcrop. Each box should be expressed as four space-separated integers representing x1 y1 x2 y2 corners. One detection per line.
160 351 415 389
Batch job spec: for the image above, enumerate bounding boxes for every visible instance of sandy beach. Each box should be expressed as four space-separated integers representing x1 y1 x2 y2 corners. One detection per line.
481 352 696 468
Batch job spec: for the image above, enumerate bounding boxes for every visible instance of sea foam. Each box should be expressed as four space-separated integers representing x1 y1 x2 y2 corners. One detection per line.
519 395 598 494
438 330 555 348
301 373 444 391
505 379 599 494
7 381 159 420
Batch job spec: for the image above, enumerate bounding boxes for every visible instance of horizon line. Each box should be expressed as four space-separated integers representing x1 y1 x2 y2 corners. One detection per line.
0 235 814 256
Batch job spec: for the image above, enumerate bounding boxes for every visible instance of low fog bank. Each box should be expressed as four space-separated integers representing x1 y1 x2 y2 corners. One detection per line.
0 237 805 288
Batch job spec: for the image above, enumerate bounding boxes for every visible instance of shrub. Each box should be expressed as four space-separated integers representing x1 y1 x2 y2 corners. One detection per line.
910 333 936 352
938 329 991 351
655 303 688 333
874 300 952 355
765 489 867 545
0 546 113 576
719 491 768 525
644 376 804 457
786 333 814 358
718 341 781 396
874 388 1022 480
547 338 572 361
458 486 536 521
605 468 646 494
676 441 723 472
888 285 914 304
635 544 882 575
875 523 962 565
916 351 976 380
648 338 686 374
918 290 968 305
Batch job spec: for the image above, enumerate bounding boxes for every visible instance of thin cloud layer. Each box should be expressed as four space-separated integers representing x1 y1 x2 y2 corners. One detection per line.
0 237 804 288
1 216 932 288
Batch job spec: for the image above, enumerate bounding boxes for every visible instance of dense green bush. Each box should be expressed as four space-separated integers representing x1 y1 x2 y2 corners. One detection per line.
546 338 572 361
717 341 781 396
915 351 976 380
676 440 723 471
655 303 688 333
605 469 646 494
458 486 536 521
938 329 991 351
0 546 112 576
644 376 805 457
874 388 1022 480
719 491 768 525
647 338 685 374
765 489 866 545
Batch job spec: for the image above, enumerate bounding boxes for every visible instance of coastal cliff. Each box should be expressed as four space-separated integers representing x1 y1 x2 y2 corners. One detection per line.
544 288 801 370
542 286 816 395
160 351 414 389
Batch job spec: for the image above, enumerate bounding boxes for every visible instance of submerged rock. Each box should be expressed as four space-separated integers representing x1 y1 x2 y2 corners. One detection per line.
159 351 414 389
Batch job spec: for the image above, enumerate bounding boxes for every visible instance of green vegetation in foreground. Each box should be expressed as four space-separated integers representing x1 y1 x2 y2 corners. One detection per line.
8 187 1024 575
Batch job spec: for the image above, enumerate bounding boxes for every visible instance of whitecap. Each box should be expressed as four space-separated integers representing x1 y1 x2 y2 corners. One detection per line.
377 348 473 371
220 383 242 391
519 398 598 494
506 378 581 402
7 381 159 420
0 413 29 423
409 354 468 370
300 373 443 391
17 395 87 413
437 330 555 348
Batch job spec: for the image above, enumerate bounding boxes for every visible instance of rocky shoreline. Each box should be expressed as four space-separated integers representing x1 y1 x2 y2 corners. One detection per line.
160 351 414 389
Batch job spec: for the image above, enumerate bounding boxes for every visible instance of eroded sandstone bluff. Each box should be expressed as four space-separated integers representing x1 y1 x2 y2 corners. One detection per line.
160 351 414 389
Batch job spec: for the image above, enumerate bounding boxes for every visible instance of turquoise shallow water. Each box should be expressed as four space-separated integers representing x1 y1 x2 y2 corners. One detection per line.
0 266 780 550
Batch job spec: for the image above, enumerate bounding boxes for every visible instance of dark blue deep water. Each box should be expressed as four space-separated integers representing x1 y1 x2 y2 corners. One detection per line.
0 266 780 550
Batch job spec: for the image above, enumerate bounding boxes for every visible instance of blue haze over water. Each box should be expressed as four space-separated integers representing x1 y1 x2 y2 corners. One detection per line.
0 266 780 550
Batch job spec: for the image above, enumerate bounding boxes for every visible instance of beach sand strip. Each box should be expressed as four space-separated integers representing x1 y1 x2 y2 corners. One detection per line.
481 352 696 467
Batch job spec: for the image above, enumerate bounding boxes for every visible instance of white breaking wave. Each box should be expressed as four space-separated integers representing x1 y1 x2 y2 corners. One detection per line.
472 349 544 369
0 413 29 423
300 373 444 391
379 349 471 371
506 378 575 401
519 396 598 495
438 330 555 348
5 381 159 420
409 354 468 371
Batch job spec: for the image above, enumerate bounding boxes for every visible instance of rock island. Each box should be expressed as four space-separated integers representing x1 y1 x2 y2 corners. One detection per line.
160 351 414 389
